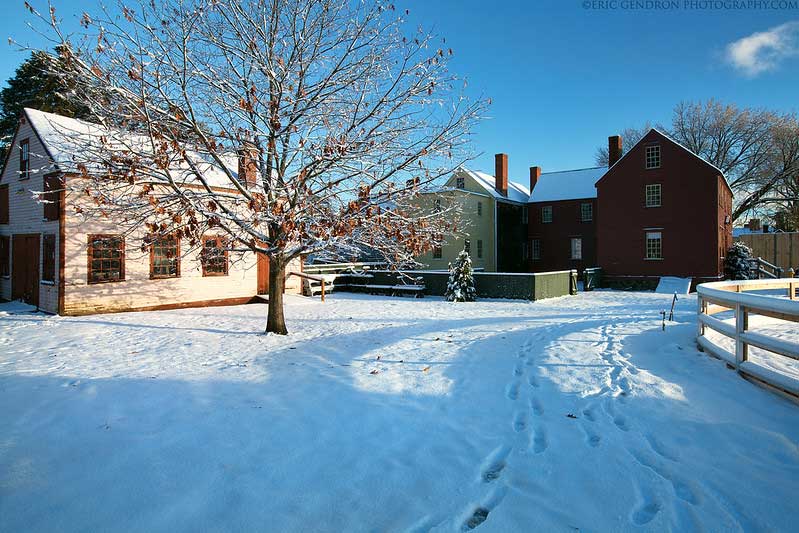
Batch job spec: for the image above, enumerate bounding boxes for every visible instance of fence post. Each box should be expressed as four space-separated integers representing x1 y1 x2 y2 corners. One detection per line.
735 303 748 368
697 295 705 337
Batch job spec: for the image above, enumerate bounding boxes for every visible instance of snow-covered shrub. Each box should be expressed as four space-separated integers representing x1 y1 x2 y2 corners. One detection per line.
724 242 753 280
445 250 476 302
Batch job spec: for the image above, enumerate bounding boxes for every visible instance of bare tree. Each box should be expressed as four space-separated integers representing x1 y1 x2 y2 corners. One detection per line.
25 0 485 334
593 124 653 167
670 100 799 222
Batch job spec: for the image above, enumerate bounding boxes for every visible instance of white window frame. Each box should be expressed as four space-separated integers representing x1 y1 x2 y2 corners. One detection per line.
531 239 541 261
570 238 582 260
434 198 442 212
456 176 465 189
645 145 661 169
645 231 662 260
477 201 482 217
645 184 661 207
580 203 592 222
541 205 552 223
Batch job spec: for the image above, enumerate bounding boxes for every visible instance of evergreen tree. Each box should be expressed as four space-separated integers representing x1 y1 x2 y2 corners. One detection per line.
0 49 89 159
724 242 753 280
445 250 476 302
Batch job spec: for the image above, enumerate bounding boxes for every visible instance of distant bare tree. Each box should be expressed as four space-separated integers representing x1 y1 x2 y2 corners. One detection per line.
593 124 653 166
670 100 799 222
24 0 485 334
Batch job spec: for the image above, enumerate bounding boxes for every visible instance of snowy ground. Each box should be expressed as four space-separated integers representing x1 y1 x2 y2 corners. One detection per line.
1 291 798 532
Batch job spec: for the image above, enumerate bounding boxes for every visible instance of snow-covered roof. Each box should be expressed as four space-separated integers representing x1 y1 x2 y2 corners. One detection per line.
528 166 606 203
24 108 246 189
463 168 530 203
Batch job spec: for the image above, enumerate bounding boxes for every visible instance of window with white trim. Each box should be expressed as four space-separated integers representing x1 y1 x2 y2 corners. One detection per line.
456 176 465 189
645 184 661 207
580 203 593 222
570 238 582 260
531 239 541 261
477 239 483 259
646 232 662 259
541 205 552 223
434 198 441 212
645 145 661 169
477 201 482 216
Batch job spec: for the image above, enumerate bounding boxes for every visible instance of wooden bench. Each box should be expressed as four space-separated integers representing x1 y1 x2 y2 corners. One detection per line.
347 283 425 298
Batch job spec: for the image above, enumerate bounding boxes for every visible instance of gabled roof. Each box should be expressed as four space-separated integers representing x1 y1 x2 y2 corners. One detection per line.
22 108 246 190
462 168 530 203
528 166 606 203
600 128 732 195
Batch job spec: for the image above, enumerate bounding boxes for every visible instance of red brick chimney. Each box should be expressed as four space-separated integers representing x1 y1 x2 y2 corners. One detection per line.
495 153 508 196
238 142 259 188
529 166 541 193
608 135 623 167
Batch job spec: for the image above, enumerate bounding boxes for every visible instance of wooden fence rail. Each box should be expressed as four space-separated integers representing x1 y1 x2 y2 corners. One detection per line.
697 279 799 400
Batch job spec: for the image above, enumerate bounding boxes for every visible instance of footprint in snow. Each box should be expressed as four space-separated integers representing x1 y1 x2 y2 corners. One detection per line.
505 381 520 401
531 426 548 454
530 397 544 416
527 373 539 388
480 445 511 483
512 411 527 433
631 499 661 526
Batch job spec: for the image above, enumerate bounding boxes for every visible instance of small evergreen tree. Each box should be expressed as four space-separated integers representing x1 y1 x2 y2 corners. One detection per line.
445 250 476 302
725 242 753 280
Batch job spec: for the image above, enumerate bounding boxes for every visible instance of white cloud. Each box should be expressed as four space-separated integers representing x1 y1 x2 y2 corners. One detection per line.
726 21 799 77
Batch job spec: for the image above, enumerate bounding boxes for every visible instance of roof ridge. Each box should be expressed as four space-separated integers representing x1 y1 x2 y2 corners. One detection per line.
541 165 607 175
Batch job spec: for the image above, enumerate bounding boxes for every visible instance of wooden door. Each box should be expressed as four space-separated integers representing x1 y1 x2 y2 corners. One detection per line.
257 252 270 295
12 234 40 307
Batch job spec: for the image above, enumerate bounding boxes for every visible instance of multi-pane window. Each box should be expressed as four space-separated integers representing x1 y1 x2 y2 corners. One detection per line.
646 232 662 259
201 236 228 276
645 145 661 169
87 235 125 284
570 238 582 260
645 184 662 207
522 206 528 224
0 185 8 224
580 203 593 222
0 235 9 276
43 175 62 221
477 239 483 259
19 139 30 179
42 234 56 282
434 199 442 212
456 176 465 189
477 201 482 216
531 239 541 261
433 246 442 259
150 235 180 279
541 205 552 223
464 239 471 255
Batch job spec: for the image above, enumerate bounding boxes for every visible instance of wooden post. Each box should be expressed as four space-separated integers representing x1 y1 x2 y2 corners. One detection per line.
697 296 706 336
321 279 326 302
735 303 748 367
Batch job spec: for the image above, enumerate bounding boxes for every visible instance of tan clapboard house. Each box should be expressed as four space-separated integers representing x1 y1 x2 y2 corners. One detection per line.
0 108 302 315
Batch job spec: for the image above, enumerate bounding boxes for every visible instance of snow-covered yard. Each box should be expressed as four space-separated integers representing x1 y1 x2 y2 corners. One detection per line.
1 291 798 532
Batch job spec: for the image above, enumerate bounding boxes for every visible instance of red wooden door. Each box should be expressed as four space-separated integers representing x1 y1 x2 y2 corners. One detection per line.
257 252 270 295
12 234 40 307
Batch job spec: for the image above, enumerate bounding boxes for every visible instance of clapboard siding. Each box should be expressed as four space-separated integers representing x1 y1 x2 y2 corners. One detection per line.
0 116 60 312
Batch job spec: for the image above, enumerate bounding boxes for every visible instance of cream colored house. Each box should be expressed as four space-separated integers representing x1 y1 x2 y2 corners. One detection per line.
0 108 302 315
416 154 530 272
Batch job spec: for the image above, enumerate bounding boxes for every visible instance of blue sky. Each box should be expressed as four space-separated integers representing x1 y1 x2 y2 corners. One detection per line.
2 0 798 182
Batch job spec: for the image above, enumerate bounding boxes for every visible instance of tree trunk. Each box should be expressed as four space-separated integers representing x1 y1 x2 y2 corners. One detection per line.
265 256 288 335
